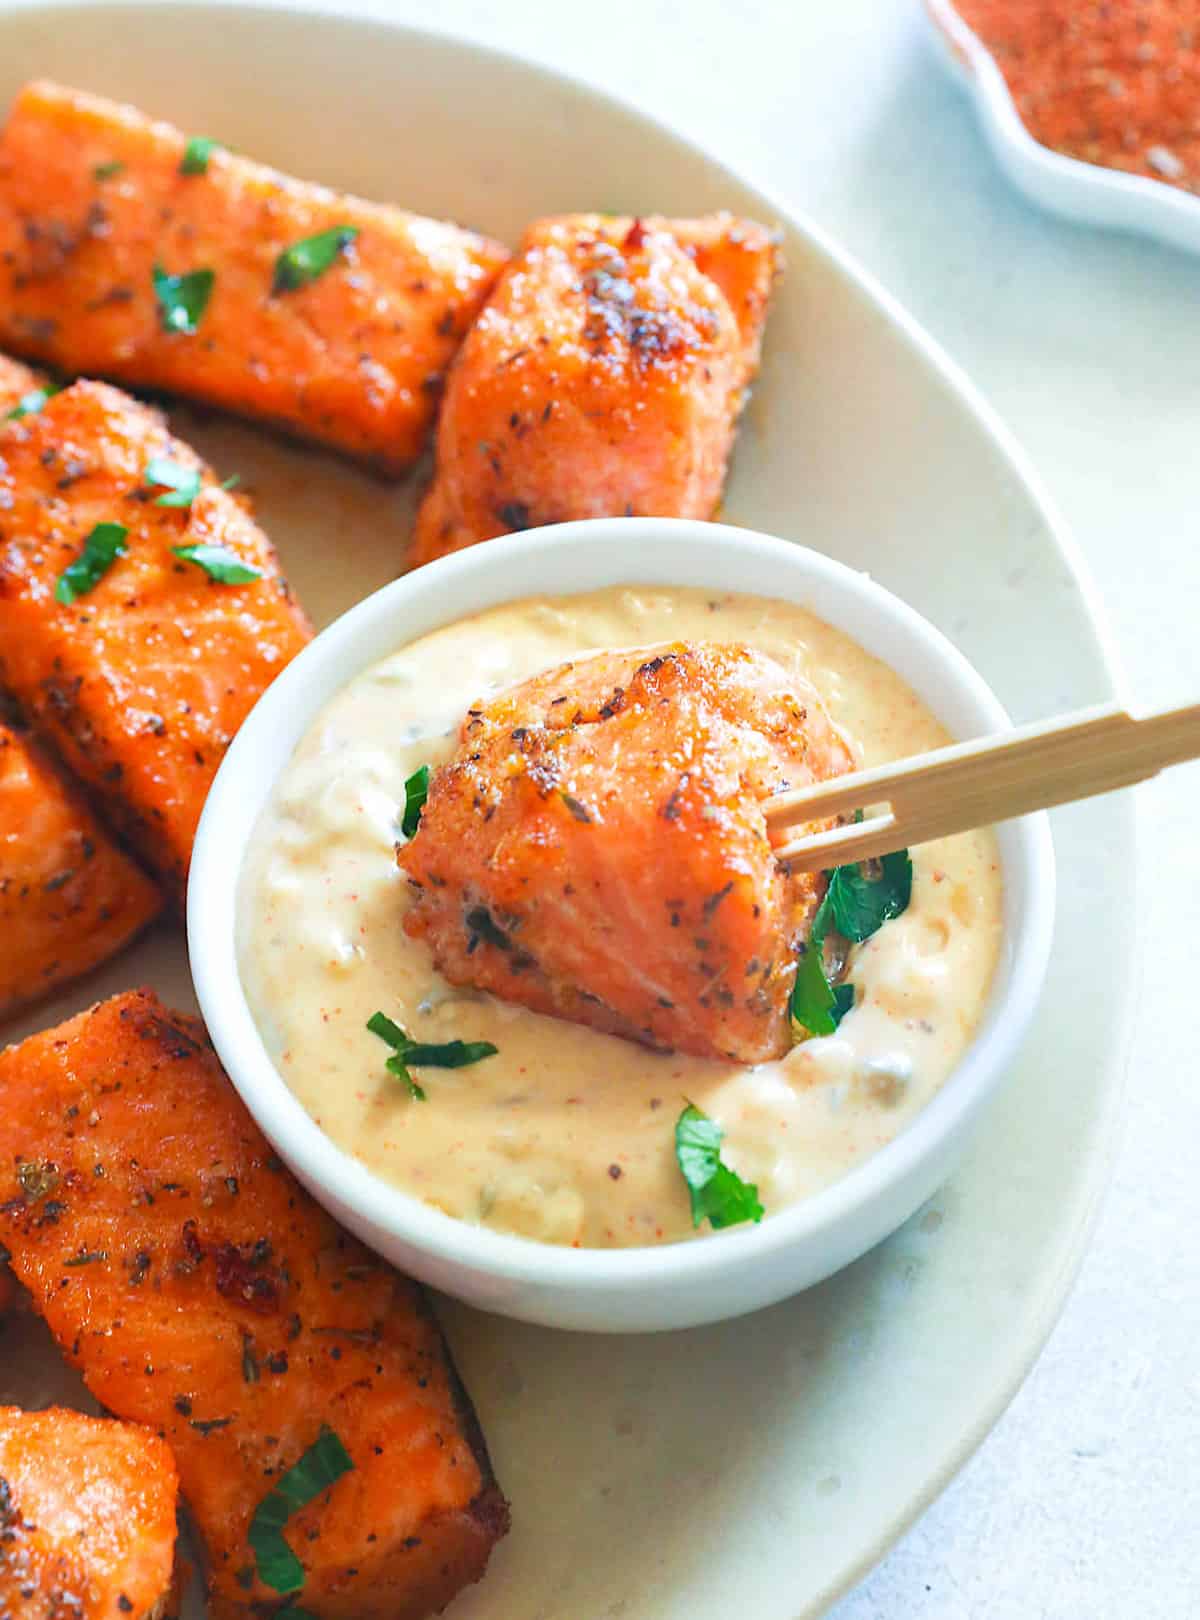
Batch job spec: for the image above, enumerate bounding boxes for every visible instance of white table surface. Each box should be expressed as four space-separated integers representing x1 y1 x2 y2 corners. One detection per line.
321 1 1197 1612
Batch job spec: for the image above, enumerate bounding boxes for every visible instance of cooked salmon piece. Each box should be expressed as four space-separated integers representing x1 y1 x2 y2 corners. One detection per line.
410 212 778 565
0 380 312 900
399 641 852 1061
0 351 43 415
0 722 162 1016
0 1405 179 1620
0 81 508 472
0 990 509 1620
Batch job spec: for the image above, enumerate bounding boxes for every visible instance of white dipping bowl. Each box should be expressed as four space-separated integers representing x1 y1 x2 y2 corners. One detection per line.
189 519 1054 1333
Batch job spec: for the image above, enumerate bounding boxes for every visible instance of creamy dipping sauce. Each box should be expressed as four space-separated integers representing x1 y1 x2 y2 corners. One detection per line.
240 587 1003 1249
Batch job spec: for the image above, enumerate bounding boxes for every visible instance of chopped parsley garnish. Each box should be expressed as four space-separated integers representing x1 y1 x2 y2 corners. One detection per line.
55 522 128 604
789 848 913 1037
400 764 430 838
404 1038 500 1067
248 1426 354 1595
789 930 845 1038
153 263 215 334
93 160 124 180
173 542 261 583
180 135 221 175
674 1103 764 1231
144 455 202 507
832 982 855 1024
367 1009 497 1102
272 225 359 295
821 850 913 941
4 383 60 421
145 455 240 510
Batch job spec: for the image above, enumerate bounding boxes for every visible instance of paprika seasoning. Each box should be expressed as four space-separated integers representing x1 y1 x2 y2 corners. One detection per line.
952 0 1200 191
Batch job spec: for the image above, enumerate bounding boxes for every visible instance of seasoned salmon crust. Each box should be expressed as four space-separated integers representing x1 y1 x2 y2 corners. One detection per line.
410 212 779 564
0 1405 180 1620
399 641 853 1061
0 379 312 901
0 722 162 1016
0 81 509 471
0 990 509 1620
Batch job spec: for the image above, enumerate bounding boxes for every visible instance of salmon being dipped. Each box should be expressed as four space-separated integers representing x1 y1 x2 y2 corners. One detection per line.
0 990 509 1620
0 1405 179 1620
399 641 853 1062
410 212 779 566
0 81 509 471
0 722 162 1016
0 379 312 900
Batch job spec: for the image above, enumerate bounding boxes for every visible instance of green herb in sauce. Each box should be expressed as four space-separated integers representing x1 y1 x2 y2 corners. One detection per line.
674 1103 764 1230
272 226 359 295
400 764 430 838
789 848 912 1037
367 1009 497 1102
822 850 913 941
788 930 847 1038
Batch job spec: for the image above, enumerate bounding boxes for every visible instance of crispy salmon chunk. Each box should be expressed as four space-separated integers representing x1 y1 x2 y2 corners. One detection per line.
0 991 508 1620
410 213 778 565
0 1405 179 1620
0 380 311 900
399 642 853 1061
0 81 508 471
0 723 162 1016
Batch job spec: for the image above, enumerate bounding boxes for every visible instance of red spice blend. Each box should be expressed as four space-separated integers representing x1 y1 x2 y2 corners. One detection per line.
953 0 1200 190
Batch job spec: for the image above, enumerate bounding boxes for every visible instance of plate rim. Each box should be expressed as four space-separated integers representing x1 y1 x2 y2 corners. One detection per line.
0 4 1140 1611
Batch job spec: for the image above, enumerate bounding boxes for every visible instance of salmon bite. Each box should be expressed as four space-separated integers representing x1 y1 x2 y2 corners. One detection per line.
0 722 162 1015
399 641 853 1061
410 213 778 564
0 379 312 901
0 81 508 471
0 1406 180 1620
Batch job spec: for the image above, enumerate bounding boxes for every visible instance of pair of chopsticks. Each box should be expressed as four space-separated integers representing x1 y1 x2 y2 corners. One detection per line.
766 699 1200 870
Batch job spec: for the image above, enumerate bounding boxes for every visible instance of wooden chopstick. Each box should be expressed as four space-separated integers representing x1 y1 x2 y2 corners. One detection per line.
767 698 1200 870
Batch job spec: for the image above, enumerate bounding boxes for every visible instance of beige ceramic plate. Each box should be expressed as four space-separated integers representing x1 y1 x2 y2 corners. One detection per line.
0 5 1133 1616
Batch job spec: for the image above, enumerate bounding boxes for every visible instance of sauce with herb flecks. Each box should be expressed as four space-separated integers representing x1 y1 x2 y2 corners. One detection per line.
239 587 1003 1248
